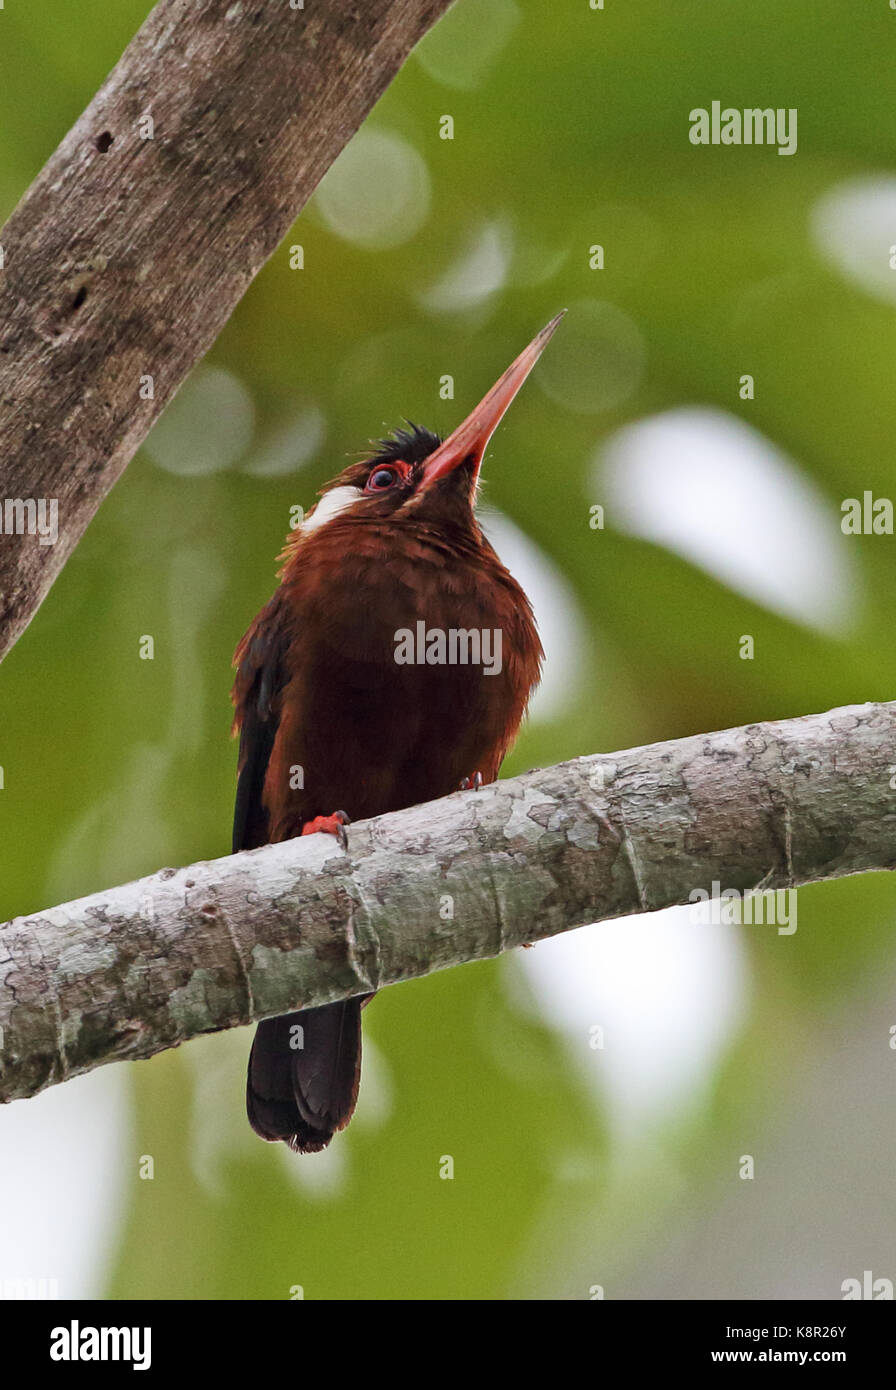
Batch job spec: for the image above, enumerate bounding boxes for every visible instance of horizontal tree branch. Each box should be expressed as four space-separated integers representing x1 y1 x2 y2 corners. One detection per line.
0 0 453 663
2 701 895 1103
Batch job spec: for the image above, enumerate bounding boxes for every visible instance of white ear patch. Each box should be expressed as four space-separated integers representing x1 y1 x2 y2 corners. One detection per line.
301 485 365 535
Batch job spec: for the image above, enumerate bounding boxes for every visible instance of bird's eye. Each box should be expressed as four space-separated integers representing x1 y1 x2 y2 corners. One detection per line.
366 467 397 492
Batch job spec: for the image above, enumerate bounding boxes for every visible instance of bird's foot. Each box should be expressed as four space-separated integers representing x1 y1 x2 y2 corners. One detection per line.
302 810 351 850
459 771 483 791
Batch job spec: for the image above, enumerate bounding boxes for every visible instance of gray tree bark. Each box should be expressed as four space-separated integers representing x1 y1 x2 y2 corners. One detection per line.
2 700 894 1104
0 0 454 663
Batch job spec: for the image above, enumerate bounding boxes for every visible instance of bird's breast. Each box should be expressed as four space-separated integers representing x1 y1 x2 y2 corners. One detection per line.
264 524 542 834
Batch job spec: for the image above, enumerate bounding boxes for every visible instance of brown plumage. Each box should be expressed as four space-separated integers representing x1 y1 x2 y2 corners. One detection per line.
231 316 563 1152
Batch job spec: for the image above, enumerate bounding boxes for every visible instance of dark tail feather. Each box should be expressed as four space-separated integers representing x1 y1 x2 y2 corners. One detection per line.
246 999 368 1153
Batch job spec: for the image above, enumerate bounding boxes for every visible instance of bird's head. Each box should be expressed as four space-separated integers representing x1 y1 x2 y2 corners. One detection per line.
297 312 565 542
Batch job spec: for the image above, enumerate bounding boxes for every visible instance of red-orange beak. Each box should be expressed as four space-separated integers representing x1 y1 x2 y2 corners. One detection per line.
419 311 566 491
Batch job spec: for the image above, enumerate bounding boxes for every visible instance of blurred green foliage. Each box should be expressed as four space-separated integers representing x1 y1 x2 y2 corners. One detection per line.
2 0 896 1299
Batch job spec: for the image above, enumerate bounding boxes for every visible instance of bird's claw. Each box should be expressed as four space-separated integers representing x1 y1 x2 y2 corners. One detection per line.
301 810 351 850
459 772 483 791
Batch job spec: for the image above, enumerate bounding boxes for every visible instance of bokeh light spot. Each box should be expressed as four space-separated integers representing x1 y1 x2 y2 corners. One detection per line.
811 176 896 305
596 407 860 633
144 366 255 476
315 129 431 250
535 298 646 414
419 220 511 314
413 0 520 90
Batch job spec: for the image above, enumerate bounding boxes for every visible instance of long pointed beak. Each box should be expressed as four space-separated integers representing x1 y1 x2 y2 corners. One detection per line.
419 311 566 491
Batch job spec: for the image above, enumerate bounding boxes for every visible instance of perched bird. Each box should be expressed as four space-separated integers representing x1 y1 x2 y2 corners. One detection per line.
232 313 563 1152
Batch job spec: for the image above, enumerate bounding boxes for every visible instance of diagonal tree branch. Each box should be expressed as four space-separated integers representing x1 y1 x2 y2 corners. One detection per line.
2 700 894 1104
0 0 454 663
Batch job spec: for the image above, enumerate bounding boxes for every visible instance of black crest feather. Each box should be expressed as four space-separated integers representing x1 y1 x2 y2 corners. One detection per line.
370 421 442 468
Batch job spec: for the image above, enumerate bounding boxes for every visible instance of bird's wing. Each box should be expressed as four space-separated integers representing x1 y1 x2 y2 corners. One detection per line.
233 593 370 1154
231 596 289 853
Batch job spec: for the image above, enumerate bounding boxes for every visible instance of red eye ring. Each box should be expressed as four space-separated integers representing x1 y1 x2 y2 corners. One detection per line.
366 466 398 493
